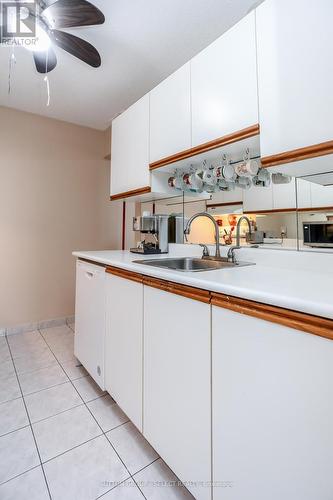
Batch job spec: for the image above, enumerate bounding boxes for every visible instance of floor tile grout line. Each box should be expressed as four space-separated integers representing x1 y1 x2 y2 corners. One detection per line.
95 473 147 500
127 456 162 500
37 326 147 498
30 401 85 426
39 417 131 466
0 463 41 488
2 327 169 500
21 379 71 398
41 432 104 465
0 423 30 440
5 335 53 500
36 327 159 500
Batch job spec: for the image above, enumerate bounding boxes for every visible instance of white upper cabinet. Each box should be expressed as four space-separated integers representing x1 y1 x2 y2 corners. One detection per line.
110 94 150 196
256 0 333 158
243 184 273 212
191 11 258 147
272 181 296 210
296 179 312 209
150 63 191 163
310 184 333 208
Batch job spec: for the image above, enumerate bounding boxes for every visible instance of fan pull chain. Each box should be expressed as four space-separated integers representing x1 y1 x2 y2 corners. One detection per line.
44 75 50 107
8 49 16 95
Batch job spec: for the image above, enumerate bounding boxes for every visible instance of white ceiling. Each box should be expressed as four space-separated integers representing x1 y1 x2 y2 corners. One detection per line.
0 0 262 130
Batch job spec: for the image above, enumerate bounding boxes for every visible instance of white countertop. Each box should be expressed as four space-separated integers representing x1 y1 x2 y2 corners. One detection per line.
72 247 333 320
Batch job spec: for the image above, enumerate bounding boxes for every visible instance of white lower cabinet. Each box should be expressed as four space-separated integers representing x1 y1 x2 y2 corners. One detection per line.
143 285 211 500
105 273 143 430
212 306 333 500
74 261 105 389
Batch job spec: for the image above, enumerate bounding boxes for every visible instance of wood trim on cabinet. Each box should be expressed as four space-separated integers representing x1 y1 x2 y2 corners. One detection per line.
103 264 333 340
142 276 210 303
110 186 151 201
78 258 106 268
149 124 260 171
106 266 143 284
243 207 296 215
261 140 333 168
211 293 333 341
168 282 211 304
142 276 169 292
297 206 333 213
206 201 243 209
243 206 333 214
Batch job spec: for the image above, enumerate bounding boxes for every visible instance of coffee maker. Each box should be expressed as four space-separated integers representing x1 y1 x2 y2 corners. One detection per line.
130 214 169 254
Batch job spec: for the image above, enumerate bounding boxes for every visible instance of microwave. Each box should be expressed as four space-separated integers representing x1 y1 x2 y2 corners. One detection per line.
303 221 333 247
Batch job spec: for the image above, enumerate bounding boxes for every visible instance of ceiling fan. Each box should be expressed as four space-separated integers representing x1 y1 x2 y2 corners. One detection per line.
3 0 105 73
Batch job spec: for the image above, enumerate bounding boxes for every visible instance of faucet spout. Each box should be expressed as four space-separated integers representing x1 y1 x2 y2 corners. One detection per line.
227 215 253 263
184 212 221 259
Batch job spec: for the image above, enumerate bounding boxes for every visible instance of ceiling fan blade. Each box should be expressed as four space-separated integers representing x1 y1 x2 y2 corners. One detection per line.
51 30 101 67
42 0 105 29
33 46 57 73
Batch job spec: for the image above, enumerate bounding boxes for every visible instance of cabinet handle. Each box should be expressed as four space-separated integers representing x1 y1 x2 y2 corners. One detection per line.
85 271 94 279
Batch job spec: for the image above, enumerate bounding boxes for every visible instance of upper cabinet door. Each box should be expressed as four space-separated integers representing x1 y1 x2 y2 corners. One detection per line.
243 184 273 212
149 63 191 163
191 11 258 147
272 181 296 210
110 94 150 196
256 0 333 158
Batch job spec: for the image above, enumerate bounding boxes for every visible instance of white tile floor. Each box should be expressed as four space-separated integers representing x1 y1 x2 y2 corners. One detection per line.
0 325 194 499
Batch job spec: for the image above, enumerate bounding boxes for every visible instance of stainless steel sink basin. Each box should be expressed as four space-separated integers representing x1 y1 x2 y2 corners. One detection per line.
132 257 254 272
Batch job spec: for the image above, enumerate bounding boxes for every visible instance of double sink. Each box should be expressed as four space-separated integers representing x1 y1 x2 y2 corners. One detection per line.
133 257 254 273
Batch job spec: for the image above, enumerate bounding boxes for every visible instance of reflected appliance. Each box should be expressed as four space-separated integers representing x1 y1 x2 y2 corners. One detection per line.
303 221 333 247
131 214 169 254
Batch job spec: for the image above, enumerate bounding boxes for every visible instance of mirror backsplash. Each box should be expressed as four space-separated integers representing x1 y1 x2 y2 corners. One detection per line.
139 172 333 253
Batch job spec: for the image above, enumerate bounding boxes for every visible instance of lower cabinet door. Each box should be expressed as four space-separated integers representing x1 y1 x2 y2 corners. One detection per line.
105 273 143 431
212 306 333 500
143 286 211 500
74 261 105 389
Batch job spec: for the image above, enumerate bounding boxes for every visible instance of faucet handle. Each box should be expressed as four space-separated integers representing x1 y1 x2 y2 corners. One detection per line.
227 245 241 263
199 244 210 258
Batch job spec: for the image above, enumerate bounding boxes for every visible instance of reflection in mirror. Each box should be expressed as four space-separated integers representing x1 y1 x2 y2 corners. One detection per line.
139 194 185 246
296 174 333 253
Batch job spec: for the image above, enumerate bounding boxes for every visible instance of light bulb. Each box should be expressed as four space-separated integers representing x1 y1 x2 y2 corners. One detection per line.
24 26 51 52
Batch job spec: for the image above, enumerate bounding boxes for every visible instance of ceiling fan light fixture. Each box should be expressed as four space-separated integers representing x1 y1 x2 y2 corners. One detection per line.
25 26 51 53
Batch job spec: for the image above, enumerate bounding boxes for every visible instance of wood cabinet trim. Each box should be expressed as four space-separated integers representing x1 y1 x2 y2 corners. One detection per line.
143 276 210 303
168 282 211 304
297 206 333 213
261 140 333 168
211 293 333 341
104 265 332 340
106 266 143 284
243 207 296 215
206 201 243 209
110 186 151 201
78 258 106 268
149 124 260 171
142 276 169 292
